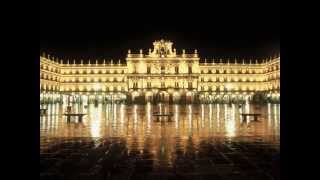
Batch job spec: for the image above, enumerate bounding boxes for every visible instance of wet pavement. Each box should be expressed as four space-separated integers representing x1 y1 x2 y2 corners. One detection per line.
40 103 280 180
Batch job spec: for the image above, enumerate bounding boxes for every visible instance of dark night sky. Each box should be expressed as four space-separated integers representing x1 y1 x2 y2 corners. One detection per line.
40 0 280 62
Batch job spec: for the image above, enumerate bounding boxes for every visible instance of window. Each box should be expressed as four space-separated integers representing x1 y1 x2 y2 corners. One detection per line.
161 82 165 88
161 66 165 74
147 82 151 88
133 82 138 88
173 82 177 88
175 66 179 74
133 66 137 73
147 66 151 74
188 66 192 74
188 82 192 89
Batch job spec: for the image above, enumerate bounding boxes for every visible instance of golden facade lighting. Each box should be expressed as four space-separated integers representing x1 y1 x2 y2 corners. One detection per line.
40 40 280 103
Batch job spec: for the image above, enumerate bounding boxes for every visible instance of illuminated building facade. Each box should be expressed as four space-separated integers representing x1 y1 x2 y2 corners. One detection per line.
40 40 280 104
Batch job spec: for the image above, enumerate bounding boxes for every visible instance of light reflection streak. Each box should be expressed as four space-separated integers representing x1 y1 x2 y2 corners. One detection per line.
201 104 204 128
90 104 102 138
209 104 212 129
226 104 236 137
146 103 151 130
134 104 138 133
120 104 125 127
188 105 192 133
175 105 179 129
217 104 220 131
268 103 271 133
274 104 279 134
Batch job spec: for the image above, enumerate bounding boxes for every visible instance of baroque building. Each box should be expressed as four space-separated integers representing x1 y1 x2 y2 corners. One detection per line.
40 40 280 104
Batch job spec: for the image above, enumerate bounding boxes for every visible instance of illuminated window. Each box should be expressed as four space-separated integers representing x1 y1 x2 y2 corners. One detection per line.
188 66 192 74
133 82 138 88
161 66 165 74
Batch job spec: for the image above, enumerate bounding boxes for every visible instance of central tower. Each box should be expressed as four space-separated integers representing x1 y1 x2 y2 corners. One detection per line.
126 40 200 103
150 39 175 58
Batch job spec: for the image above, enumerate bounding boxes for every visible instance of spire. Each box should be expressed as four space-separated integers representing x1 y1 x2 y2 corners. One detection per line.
242 59 245 65
96 59 98 65
88 59 91 65
42 52 46 58
67 59 69 65
212 58 215 64
220 59 222 64
48 54 50 60
60 59 63 64
227 59 230 65
128 49 131 54
73 59 76 65
249 59 252 64
111 59 113 65
81 59 83 65
235 58 237 64
103 59 106 65
118 59 121 65
255 59 258 64
204 58 207 64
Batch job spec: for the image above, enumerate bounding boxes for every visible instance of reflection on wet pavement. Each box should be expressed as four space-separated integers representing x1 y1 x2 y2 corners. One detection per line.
40 103 280 180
